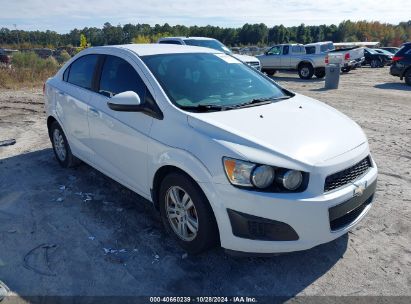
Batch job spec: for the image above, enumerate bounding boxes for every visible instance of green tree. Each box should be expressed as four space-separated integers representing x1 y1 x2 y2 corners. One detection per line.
80 33 87 48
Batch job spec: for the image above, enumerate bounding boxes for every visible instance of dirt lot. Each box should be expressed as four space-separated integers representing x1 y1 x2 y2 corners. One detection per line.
0 67 410 301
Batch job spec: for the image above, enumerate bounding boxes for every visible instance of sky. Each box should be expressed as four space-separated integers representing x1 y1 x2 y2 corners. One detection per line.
0 0 410 33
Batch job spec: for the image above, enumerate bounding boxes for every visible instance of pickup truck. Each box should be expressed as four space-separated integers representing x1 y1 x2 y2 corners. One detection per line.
305 41 365 72
256 44 326 79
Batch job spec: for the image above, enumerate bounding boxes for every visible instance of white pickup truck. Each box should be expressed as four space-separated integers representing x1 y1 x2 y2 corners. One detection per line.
256 44 326 79
305 41 365 72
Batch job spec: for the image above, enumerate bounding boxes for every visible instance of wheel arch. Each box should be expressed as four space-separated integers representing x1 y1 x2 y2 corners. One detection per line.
149 148 215 207
151 165 193 211
47 115 58 138
297 60 314 70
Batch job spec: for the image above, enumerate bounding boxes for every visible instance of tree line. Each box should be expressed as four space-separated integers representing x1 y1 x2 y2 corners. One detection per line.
1 20 410 49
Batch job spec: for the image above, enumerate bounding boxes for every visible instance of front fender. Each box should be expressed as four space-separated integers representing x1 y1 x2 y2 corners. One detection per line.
148 145 214 187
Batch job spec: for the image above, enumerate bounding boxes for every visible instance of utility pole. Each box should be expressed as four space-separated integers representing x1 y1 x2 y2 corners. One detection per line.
13 24 20 47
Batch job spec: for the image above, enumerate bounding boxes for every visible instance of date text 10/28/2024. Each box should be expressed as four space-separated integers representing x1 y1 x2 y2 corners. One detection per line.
150 297 257 303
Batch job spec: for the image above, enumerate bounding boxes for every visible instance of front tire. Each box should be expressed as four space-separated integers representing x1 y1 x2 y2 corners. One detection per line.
159 172 219 254
50 121 79 168
298 63 314 79
263 69 277 76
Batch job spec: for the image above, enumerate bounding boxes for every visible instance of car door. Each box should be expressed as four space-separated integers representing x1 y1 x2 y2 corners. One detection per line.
261 45 281 68
87 54 155 196
280 45 291 68
55 54 99 161
289 45 304 69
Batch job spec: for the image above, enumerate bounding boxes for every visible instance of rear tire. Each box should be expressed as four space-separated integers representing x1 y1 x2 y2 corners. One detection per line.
50 121 80 168
314 68 325 79
370 59 381 68
298 63 314 79
405 69 411 86
159 172 219 254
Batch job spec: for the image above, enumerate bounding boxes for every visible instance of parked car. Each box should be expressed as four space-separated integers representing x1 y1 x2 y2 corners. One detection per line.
256 44 326 79
390 42 411 86
0 48 18 64
363 48 392 68
158 37 261 70
0 53 11 64
374 49 394 64
305 41 364 72
379 47 400 54
44 44 378 254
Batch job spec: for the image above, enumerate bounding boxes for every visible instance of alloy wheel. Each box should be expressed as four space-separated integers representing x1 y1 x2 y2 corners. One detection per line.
53 128 66 161
165 186 199 241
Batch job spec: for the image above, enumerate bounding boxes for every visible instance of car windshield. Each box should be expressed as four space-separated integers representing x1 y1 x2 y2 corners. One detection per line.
375 49 392 55
142 53 288 110
184 39 231 54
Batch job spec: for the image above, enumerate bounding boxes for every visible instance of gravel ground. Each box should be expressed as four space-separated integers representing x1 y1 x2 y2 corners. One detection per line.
0 66 410 301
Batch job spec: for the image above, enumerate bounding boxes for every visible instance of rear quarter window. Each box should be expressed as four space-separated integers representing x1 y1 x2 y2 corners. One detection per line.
63 65 70 81
305 46 315 54
159 40 182 45
67 54 99 90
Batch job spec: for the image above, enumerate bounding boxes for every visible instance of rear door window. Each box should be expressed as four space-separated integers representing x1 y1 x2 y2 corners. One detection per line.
98 55 146 99
283 45 289 55
305 46 315 54
67 54 99 90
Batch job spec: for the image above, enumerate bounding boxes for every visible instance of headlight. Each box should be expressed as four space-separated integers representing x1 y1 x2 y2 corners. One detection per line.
251 165 275 188
223 157 255 187
223 157 306 192
277 170 303 190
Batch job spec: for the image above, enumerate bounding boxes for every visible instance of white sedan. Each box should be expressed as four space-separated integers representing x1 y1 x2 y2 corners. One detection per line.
44 44 378 255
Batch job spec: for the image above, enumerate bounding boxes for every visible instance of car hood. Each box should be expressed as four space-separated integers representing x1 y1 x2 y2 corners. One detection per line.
232 53 260 63
187 94 367 166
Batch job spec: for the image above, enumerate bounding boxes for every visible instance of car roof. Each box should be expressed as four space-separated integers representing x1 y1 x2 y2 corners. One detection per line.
89 44 221 56
159 37 217 41
305 41 333 46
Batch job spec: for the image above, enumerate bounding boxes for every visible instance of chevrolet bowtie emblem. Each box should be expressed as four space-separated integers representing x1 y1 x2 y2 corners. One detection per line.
353 181 367 197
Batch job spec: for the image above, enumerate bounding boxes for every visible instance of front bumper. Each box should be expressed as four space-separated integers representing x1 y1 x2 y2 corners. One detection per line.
205 157 378 254
247 61 261 71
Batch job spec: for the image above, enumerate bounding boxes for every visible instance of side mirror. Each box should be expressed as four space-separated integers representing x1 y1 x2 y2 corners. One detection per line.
107 91 142 112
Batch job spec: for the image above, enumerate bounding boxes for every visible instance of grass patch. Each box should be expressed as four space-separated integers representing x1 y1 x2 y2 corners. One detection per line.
0 52 61 89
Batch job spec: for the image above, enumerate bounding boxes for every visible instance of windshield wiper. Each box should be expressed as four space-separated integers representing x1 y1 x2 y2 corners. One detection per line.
179 96 292 112
179 104 229 112
230 96 292 109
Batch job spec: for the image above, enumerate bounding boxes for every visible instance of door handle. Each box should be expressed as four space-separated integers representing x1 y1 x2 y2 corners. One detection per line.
89 108 99 117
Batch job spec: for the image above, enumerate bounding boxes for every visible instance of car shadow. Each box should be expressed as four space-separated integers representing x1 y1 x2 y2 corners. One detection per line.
1 148 347 299
374 83 411 91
